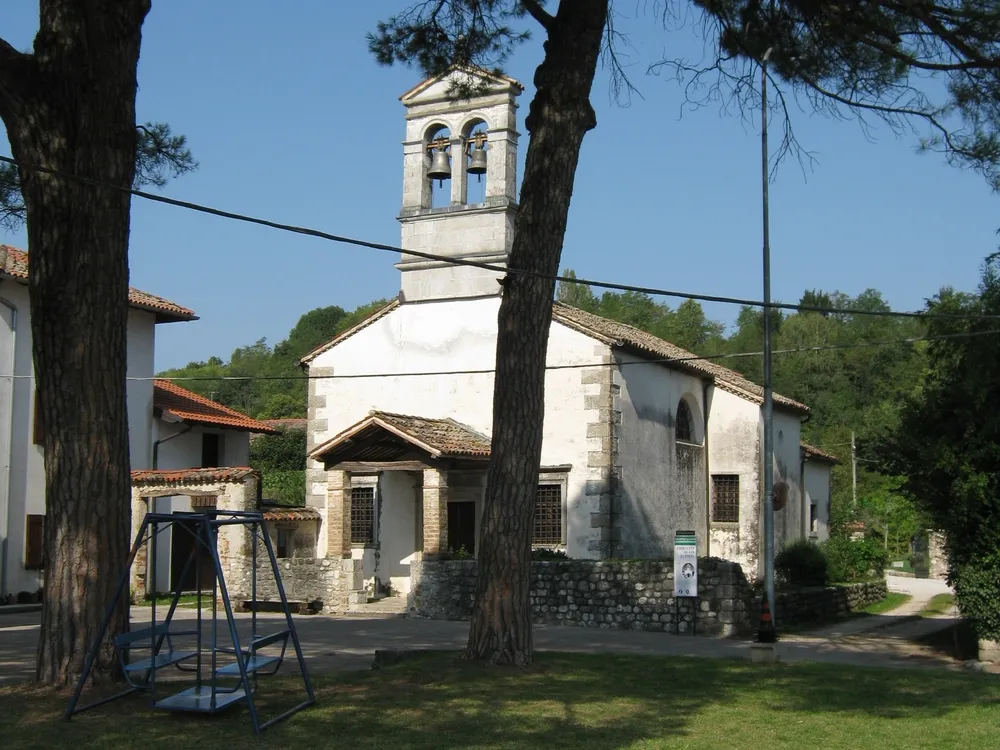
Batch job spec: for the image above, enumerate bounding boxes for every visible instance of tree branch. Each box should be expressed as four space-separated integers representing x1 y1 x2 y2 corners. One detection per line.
521 0 554 31
0 37 37 115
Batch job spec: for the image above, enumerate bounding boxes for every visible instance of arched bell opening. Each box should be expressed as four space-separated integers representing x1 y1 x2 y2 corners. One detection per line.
423 123 453 209
462 119 489 205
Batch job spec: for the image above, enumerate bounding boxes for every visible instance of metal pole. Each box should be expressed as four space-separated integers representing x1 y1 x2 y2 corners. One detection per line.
761 47 776 625
851 430 857 507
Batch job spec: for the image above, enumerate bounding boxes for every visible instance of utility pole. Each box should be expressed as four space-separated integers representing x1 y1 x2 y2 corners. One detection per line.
760 47 776 627
851 430 857 507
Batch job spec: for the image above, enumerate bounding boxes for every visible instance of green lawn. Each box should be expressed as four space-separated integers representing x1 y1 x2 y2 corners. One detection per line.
1 653 998 749
860 592 912 615
920 594 957 618
134 595 202 608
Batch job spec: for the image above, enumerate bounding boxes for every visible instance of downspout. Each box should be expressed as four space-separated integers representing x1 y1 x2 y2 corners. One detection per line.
799 411 811 539
702 379 711 558
151 417 193 470
0 294 15 596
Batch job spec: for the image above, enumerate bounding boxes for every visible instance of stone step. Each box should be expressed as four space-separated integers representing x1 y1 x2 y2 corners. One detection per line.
346 596 410 617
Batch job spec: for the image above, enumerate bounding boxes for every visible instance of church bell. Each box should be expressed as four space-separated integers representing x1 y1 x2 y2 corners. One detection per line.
467 142 488 180
428 147 451 185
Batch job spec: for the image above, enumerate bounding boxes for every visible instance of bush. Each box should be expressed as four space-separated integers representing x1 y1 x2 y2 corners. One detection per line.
775 539 828 587
532 548 569 561
822 536 889 582
952 554 1000 641
261 470 306 506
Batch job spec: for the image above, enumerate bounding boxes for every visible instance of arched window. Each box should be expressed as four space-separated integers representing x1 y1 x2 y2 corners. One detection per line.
676 399 694 444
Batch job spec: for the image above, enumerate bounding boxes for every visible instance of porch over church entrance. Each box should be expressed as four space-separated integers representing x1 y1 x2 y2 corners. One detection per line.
309 411 492 601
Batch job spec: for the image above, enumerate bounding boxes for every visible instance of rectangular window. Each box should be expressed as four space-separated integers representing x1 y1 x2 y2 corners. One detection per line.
810 503 818 534
25 514 45 570
711 475 740 523
277 528 291 559
32 392 43 445
201 433 221 468
533 484 563 545
351 486 375 545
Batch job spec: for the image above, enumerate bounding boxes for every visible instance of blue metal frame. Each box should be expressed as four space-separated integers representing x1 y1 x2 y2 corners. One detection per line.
65 509 316 735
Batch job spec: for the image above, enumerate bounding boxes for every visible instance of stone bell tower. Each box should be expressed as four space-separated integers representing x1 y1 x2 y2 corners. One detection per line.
396 66 522 302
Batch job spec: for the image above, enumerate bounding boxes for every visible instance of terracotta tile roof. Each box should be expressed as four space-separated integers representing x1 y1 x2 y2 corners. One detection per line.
551 302 810 415
131 466 258 486
261 506 321 522
801 442 840 464
310 410 491 462
154 380 281 434
0 244 197 323
298 299 400 365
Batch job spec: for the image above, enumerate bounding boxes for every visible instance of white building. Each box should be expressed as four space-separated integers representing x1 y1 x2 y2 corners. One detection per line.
0 245 277 598
299 67 835 602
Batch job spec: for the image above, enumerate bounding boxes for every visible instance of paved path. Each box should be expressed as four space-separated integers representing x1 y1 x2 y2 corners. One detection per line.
794 574 955 640
0 597 971 688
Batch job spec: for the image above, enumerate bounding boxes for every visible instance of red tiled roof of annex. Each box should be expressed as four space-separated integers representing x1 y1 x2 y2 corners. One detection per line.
0 244 196 322
261 506 321 522
154 380 280 434
131 466 258 485
800 442 840 464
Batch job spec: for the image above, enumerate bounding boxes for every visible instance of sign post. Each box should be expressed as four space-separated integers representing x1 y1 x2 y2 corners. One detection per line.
674 530 698 634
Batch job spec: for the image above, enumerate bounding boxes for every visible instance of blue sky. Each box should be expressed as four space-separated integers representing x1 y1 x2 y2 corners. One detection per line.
1 1 997 371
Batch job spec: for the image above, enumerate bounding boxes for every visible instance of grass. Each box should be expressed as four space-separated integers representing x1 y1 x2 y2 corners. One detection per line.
134 595 202 609
920 594 957 618
1 652 998 749
860 592 912 615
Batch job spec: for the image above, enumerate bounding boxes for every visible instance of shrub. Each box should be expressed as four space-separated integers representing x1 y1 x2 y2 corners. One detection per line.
775 539 828 587
951 554 1000 641
532 548 569 561
822 536 889 582
261 470 306 506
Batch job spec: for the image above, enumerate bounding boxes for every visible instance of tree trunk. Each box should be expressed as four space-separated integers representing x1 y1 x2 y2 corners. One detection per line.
465 0 609 665
0 0 151 686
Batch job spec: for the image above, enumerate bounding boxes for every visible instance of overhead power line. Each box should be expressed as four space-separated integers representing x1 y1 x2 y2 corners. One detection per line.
2 153 998 322
6 326 994 382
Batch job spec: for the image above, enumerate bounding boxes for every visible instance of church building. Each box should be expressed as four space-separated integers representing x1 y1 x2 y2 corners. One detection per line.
299 67 834 604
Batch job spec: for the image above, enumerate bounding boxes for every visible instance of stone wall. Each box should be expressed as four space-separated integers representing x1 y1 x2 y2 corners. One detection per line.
410 558 755 636
762 579 888 628
229 556 362 614
411 559 888 637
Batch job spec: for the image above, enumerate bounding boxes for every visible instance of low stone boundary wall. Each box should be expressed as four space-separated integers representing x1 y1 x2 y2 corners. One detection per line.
763 579 888 628
229 557 362 614
410 558 755 636
411 559 889 637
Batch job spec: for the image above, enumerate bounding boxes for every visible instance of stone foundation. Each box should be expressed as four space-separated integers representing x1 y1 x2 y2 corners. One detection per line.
410 559 888 637
229 556 362 614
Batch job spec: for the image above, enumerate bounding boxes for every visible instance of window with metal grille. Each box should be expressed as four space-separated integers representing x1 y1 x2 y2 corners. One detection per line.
25 514 45 570
533 484 562 545
711 475 740 523
676 399 694 443
351 486 375 545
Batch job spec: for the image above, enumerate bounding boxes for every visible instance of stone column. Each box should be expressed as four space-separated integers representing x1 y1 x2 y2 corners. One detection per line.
422 468 449 557
326 469 353 559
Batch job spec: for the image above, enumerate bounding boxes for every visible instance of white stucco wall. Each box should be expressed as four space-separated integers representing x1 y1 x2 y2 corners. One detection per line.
803 461 832 542
309 296 602 561
615 351 708 557
152 421 250 471
706 387 763 578
375 470 420 595
0 277 179 595
771 409 804 553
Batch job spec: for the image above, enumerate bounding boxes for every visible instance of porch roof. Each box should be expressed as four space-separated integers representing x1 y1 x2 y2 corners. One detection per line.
309 411 491 465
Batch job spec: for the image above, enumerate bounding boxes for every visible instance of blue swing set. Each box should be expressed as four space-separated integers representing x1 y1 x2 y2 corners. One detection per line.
64 509 314 735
